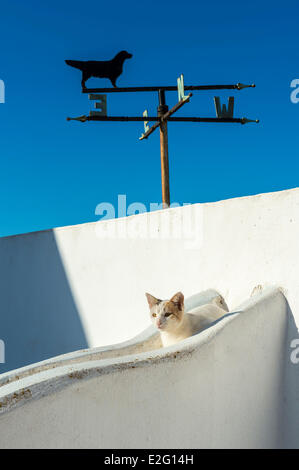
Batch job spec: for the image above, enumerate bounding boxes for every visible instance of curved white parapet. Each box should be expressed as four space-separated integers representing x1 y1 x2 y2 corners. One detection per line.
1 187 299 378
0 289 222 388
0 287 288 448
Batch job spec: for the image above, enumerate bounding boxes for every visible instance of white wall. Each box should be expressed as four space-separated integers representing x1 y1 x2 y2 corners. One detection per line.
1 187 299 446
0 288 288 449
0 289 221 388
1 188 299 365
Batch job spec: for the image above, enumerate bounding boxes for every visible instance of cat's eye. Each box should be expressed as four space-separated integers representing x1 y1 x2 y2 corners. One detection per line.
165 312 172 317
152 313 157 317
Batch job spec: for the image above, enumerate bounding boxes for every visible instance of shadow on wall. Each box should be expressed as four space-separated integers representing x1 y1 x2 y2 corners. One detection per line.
283 301 299 448
0 230 88 373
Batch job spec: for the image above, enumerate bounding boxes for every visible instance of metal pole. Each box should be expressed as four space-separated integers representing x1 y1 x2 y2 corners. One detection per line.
158 90 170 208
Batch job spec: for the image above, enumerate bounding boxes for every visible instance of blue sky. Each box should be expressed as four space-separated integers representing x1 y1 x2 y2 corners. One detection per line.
0 0 298 236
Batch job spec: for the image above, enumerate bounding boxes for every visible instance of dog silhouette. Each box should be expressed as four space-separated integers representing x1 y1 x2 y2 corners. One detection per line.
65 50 133 88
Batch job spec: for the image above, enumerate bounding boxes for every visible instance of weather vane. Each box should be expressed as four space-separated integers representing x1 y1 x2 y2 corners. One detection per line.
66 51 259 208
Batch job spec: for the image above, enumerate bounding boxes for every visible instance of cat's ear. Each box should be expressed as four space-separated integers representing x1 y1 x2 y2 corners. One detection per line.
170 292 184 311
145 293 160 309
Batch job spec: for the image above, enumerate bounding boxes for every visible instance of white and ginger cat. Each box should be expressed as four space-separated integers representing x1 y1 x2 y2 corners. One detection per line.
146 291 228 347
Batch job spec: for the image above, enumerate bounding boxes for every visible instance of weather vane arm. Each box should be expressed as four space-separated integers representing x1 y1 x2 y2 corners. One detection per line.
81 83 255 93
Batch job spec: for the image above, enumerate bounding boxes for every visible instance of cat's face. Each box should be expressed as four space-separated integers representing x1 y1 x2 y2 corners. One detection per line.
145 292 184 333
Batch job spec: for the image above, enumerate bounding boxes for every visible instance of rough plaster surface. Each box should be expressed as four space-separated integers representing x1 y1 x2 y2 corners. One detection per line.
1 187 298 372
0 290 220 388
0 288 288 448
0 187 299 447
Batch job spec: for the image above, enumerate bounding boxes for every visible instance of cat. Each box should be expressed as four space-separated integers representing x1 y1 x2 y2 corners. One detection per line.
145 291 228 347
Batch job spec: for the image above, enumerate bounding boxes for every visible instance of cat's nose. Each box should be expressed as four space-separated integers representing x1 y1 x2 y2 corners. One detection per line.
157 319 162 328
